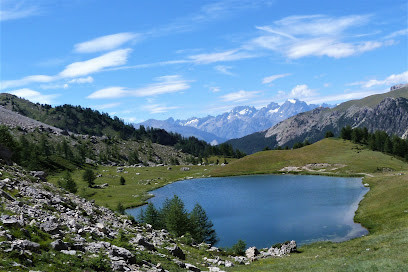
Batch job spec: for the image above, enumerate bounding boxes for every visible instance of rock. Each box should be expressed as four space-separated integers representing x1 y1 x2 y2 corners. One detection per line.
267 240 297 257
180 167 190 171
185 263 200 271
245 247 260 260
60 250 77 255
0 189 15 201
30 171 46 180
50 239 68 251
224 260 234 267
132 234 156 251
110 245 135 263
166 245 185 260
11 239 40 251
96 222 107 233
2 218 20 227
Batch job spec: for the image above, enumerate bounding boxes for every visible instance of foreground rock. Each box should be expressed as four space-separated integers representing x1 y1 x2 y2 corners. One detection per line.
0 164 298 271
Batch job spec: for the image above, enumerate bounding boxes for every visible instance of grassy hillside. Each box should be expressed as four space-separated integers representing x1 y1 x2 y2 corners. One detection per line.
213 138 407 177
211 138 408 271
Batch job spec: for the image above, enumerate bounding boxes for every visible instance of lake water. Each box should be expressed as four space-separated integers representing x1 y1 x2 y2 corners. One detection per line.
126 174 369 248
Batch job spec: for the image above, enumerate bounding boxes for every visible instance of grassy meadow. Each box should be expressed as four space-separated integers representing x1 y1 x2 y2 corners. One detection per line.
48 164 218 210
47 138 408 271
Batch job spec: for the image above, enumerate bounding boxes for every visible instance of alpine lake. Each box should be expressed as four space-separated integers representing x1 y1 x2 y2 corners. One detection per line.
126 174 369 248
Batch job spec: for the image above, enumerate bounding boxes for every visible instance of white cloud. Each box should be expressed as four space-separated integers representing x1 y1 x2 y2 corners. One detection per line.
1 50 131 89
87 87 129 99
351 71 408 88
60 49 132 78
0 1 39 21
214 65 235 76
74 33 140 53
1 75 55 89
87 75 190 99
143 104 179 114
68 76 94 84
8 88 58 104
93 102 121 110
189 49 254 64
290 84 316 98
251 14 390 59
220 90 260 102
262 73 291 84
385 28 408 39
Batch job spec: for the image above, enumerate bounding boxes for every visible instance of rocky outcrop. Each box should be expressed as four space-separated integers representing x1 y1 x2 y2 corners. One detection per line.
0 106 62 134
0 164 298 271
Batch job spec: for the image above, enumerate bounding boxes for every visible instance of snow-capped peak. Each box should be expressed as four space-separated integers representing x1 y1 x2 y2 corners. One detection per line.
288 99 297 104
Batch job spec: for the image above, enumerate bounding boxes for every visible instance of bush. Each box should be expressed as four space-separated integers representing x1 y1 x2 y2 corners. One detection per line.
325 131 334 138
228 240 246 256
120 176 126 185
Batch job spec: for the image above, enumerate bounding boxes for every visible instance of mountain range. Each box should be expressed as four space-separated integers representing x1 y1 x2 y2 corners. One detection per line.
227 85 408 154
136 99 329 144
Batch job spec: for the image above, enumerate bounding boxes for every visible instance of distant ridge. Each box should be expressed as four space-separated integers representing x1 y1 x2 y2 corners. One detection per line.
136 99 326 143
227 86 408 154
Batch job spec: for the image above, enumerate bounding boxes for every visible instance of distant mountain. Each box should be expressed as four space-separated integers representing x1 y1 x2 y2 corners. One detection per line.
227 86 408 154
134 118 227 145
137 99 325 143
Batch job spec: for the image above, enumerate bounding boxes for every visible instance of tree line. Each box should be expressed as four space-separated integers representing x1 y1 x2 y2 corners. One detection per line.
138 195 218 245
340 126 408 160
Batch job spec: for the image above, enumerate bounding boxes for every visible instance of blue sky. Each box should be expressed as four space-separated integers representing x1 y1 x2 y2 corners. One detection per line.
1 0 407 123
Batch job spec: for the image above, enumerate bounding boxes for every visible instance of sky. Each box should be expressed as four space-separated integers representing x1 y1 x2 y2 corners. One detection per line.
1 0 407 123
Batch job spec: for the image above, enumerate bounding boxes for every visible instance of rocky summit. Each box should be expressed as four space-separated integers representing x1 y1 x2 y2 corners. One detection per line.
0 164 297 271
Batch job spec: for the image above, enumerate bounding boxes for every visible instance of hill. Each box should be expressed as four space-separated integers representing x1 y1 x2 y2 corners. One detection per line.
227 86 408 154
212 138 407 177
0 93 244 159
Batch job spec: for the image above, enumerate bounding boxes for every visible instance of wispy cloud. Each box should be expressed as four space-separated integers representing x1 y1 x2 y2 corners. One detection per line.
1 75 55 89
0 0 39 21
93 102 121 110
385 28 408 39
249 14 393 59
74 33 140 53
189 49 254 64
1 49 132 89
87 75 191 99
60 49 132 77
68 76 94 84
220 90 260 102
143 104 179 114
214 65 235 76
210 86 221 93
349 71 408 88
8 88 58 104
262 73 291 84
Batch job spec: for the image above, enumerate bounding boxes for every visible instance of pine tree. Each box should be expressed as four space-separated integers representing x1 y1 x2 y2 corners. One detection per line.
189 204 218 245
60 171 78 193
143 203 160 228
162 195 189 236
120 176 126 185
83 169 96 187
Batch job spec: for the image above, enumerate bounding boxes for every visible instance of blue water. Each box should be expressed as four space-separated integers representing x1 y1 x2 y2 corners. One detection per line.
126 175 369 248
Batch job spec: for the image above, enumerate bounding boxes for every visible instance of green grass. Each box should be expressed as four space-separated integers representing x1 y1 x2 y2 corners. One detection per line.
216 138 408 271
212 138 407 177
48 164 218 210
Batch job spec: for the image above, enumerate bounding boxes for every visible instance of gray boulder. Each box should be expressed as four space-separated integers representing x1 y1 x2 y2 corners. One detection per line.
166 245 185 260
245 246 260 260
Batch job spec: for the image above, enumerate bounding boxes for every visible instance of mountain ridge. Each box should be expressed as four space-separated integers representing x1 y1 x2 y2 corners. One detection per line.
137 99 328 143
227 86 408 154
